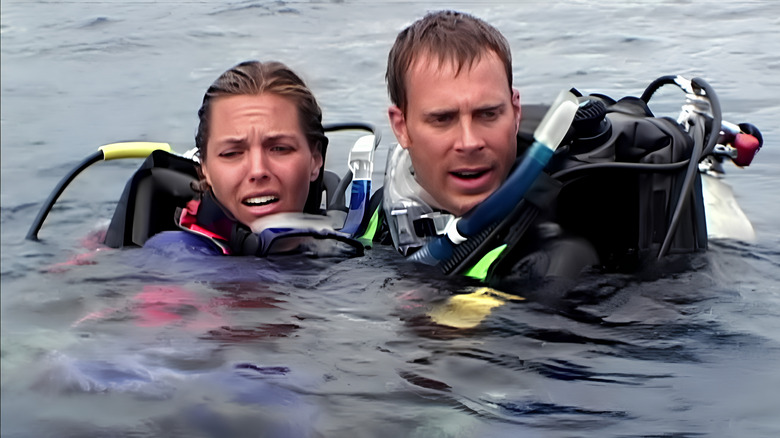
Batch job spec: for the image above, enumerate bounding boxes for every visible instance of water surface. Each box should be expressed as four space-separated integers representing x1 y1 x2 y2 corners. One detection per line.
2 1 779 437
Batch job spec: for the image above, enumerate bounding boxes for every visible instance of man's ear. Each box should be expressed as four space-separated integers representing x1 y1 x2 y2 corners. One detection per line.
512 88 522 134
388 105 410 149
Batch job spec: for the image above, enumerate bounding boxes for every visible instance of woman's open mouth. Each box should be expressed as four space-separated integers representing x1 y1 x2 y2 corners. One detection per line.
243 195 279 207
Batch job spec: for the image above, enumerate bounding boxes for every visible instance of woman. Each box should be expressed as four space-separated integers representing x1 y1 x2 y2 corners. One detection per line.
195 60 326 221
144 60 332 256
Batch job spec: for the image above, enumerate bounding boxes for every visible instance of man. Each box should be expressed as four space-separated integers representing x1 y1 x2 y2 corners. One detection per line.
358 9 759 317
385 10 521 217
358 10 597 285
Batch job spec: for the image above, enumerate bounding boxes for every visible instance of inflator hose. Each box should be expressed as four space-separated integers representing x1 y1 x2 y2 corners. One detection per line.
26 151 104 241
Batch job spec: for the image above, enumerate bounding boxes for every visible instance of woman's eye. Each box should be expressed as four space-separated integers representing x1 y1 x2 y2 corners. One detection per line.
270 145 294 153
218 150 241 158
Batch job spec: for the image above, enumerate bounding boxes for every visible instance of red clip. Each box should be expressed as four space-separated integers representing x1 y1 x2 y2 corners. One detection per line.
733 133 760 167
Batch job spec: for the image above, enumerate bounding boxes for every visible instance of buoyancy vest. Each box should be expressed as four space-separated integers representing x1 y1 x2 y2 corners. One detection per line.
173 191 365 258
174 196 233 255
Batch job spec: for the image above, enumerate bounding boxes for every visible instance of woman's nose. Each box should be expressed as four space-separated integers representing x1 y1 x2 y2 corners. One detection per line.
248 148 270 182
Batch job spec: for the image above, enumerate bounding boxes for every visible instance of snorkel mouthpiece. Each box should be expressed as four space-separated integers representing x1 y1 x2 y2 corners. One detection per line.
348 135 375 181
409 90 579 266
534 89 582 151
341 135 376 235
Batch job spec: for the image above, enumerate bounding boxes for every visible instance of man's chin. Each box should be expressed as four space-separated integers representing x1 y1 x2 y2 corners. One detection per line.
444 195 491 217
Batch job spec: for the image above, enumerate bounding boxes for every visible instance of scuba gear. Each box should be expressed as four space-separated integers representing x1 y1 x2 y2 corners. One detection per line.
405 89 580 267
249 212 365 257
27 124 380 258
699 174 756 243
172 193 364 257
427 287 525 329
383 90 580 272
383 75 763 278
383 141 447 256
339 134 376 236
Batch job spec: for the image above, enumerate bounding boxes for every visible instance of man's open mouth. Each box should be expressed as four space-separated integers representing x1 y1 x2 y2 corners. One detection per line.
451 170 488 179
243 195 279 207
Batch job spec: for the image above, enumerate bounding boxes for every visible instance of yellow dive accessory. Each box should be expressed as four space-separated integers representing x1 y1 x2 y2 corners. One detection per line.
428 287 524 329
99 142 171 160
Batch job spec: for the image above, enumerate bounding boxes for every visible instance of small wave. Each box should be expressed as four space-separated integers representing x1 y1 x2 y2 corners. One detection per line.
79 17 116 29
495 399 629 418
208 1 300 17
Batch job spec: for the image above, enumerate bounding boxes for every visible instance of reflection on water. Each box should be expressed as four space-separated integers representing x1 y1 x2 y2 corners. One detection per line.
3 241 778 436
2 1 780 436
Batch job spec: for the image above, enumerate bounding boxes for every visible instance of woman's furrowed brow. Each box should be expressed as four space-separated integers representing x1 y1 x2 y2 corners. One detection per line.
213 134 246 145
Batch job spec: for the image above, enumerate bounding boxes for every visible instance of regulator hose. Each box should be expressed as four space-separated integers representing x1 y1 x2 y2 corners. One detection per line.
646 77 721 259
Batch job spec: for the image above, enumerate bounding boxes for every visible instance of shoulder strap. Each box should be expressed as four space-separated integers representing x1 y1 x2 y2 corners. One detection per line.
355 189 392 245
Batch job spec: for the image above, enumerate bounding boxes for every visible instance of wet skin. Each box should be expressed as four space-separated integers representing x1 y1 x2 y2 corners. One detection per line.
200 93 323 227
388 51 522 216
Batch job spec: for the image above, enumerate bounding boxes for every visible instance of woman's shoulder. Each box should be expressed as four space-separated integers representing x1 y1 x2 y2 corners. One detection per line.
143 230 223 256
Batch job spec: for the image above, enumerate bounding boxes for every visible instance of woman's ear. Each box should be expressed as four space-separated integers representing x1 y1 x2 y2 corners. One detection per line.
194 165 211 193
199 161 213 188
310 149 324 182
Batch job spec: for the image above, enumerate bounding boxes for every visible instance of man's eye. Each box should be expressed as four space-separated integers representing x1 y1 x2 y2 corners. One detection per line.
479 110 499 120
429 114 453 125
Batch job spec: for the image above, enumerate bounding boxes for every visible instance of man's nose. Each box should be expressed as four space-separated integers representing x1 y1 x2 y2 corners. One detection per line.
455 118 486 152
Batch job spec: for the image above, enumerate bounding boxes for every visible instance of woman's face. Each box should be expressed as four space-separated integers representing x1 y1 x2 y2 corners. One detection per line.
200 93 323 226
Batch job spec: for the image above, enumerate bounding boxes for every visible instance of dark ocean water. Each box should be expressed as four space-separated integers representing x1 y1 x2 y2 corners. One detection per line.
2 1 779 437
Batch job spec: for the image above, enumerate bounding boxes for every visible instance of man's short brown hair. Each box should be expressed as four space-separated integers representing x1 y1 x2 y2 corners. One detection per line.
386 10 513 113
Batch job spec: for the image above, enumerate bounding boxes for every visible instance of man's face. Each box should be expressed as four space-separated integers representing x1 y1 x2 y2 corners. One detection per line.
201 93 322 227
388 51 521 216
